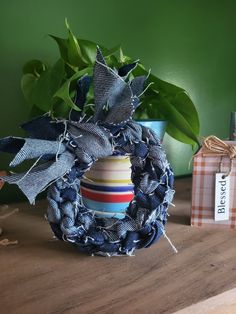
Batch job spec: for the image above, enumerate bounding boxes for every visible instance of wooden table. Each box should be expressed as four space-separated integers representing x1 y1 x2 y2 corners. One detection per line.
1 177 236 314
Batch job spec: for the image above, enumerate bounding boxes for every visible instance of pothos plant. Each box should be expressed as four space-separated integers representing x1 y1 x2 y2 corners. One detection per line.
21 19 200 147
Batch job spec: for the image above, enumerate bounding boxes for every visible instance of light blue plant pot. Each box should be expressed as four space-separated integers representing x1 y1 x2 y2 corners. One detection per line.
137 119 167 142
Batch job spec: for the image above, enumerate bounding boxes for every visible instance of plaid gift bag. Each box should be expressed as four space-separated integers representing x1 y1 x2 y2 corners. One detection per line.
191 136 236 229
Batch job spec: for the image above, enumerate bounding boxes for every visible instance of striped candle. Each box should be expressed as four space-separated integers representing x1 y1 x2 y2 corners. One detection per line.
80 156 134 219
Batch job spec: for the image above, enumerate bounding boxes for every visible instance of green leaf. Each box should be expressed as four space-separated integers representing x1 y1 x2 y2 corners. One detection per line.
100 44 121 57
133 64 185 96
134 95 164 120
33 58 65 111
49 20 89 68
166 123 197 146
21 59 65 112
53 67 92 111
28 105 47 119
172 91 199 137
65 18 87 67
22 59 47 76
105 54 119 68
132 64 200 145
49 35 68 61
150 91 200 145
119 47 132 64
83 103 95 116
119 47 125 63
21 73 38 105
78 39 97 64
53 100 71 118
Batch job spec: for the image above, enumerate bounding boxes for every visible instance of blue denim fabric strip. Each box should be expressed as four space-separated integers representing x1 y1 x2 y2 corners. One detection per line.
130 76 147 97
10 138 66 167
93 47 134 125
0 151 75 204
21 115 65 140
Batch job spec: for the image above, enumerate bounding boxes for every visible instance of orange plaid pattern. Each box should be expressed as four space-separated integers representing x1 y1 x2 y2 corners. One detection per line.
191 147 236 229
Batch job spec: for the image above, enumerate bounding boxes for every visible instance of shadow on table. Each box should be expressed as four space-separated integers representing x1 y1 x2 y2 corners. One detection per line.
168 213 190 226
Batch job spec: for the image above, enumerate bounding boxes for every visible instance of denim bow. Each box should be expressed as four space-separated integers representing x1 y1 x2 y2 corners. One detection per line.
0 121 113 204
0 48 145 203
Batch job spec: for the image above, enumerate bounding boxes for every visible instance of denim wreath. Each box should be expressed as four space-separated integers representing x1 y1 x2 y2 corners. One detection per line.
0 48 175 256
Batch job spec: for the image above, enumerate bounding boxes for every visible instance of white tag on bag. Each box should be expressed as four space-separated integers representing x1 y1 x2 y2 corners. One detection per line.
214 173 230 221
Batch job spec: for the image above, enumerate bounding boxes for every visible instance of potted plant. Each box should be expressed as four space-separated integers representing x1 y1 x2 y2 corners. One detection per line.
21 19 200 147
0 21 190 254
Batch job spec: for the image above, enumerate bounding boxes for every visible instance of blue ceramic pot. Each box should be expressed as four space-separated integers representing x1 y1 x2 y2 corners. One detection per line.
137 119 167 142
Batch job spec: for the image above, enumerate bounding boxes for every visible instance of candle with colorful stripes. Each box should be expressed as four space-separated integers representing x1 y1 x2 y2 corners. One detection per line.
80 156 134 219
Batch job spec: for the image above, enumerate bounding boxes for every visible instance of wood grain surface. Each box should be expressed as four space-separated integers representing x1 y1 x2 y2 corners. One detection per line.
0 177 236 314
174 287 236 314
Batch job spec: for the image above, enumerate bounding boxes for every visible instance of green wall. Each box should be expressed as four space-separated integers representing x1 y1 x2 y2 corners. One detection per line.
1 0 236 202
